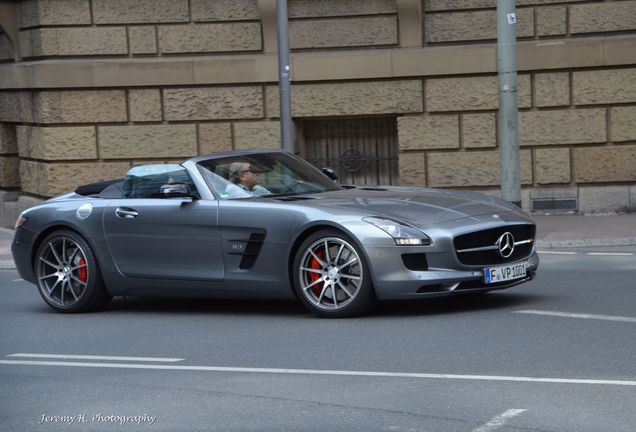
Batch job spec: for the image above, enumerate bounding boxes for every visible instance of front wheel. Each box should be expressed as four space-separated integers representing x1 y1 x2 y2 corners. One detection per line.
34 230 111 313
292 230 376 318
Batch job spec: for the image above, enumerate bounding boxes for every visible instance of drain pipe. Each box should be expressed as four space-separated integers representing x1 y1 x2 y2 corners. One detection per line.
497 0 522 208
277 0 294 153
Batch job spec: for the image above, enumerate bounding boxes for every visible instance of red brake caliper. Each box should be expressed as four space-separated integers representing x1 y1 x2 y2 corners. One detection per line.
75 256 87 282
308 250 323 295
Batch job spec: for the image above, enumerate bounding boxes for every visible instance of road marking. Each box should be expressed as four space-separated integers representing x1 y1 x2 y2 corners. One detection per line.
537 251 577 255
1 360 635 386
537 251 634 256
12 279 23 282
472 409 527 432
7 353 184 362
586 252 634 256
514 310 636 324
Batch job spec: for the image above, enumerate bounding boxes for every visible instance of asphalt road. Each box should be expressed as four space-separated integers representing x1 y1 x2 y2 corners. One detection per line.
1 247 635 432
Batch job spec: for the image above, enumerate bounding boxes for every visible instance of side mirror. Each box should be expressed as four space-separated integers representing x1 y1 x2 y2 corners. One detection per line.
160 183 195 199
322 167 338 181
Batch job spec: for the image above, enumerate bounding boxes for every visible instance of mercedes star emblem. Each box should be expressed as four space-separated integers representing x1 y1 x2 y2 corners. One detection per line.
496 232 515 258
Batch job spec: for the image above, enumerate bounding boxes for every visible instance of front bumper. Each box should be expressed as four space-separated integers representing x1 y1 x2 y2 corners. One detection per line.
11 226 38 283
365 245 539 300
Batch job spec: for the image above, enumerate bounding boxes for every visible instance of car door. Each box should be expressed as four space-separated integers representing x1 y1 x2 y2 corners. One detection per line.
102 164 223 282
103 198 223 281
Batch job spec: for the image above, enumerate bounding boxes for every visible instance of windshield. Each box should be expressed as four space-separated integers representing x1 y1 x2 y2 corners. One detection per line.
196 152 341 199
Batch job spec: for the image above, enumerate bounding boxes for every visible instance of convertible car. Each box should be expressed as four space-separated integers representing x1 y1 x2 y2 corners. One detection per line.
12 150 539 317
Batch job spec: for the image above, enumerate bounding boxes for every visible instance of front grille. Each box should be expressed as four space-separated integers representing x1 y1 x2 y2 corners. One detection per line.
453 224 535 266
402 253 428 271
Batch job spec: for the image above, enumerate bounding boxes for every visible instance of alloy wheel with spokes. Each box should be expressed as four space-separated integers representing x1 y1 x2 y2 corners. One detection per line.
35 230 110 313
293 230 375 317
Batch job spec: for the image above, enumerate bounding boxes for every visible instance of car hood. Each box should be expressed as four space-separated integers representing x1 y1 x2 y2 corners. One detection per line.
295 187 529 225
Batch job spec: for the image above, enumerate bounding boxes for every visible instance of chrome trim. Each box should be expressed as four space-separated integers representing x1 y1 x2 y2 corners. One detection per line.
456 238 534 254
456 245 499 253
514 239 534 246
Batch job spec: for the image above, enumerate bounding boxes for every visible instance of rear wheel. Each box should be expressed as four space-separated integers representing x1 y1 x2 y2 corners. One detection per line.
292 230 376 317
35 230 111 313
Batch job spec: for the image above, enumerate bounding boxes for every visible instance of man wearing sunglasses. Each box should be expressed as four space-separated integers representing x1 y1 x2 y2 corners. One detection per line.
224 162 270 198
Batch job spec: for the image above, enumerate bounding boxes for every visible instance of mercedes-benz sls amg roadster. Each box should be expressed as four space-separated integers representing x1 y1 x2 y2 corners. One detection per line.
12 150 539 317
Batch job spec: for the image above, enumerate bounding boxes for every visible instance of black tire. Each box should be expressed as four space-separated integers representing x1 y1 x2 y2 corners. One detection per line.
292 229 376 318
34 230 111 313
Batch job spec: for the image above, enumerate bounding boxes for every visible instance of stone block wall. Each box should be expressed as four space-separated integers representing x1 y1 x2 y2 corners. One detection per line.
1 0 631 59
0 0 635 224
6 0 399 61
0 87 282 197
425 0 636 43
398 68 636 194
412 0 635 212
3 69 631 198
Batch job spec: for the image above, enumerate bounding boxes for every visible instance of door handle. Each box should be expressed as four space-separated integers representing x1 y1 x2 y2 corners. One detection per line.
115 207 138 219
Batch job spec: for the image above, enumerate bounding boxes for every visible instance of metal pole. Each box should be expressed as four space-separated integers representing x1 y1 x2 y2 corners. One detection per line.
497 0 521 207
276 0 294 153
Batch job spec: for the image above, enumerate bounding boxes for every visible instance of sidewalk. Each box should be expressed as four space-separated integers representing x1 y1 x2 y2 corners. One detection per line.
1 215 635 270
1 227 14 270
534 214 636 248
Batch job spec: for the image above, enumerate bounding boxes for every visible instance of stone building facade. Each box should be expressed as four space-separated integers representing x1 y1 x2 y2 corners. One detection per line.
0 0 635 227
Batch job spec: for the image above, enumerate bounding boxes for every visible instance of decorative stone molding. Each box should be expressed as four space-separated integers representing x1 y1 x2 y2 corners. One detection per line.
2 35 633 89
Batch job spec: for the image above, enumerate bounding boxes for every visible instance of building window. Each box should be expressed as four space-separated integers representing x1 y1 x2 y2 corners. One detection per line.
302 117 398 185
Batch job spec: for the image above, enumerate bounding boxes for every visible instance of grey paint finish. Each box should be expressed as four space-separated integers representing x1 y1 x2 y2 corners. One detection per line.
11 150 538 311
103 199 223 281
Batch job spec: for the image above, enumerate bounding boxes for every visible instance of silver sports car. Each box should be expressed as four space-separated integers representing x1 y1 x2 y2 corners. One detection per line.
12 150 539 317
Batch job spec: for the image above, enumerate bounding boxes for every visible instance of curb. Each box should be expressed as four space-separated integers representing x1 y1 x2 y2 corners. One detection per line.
0 227 15 269
0 260 15 270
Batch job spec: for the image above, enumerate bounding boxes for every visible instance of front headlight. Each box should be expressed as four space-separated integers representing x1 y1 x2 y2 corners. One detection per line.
363 217 432 246
14 214 28 230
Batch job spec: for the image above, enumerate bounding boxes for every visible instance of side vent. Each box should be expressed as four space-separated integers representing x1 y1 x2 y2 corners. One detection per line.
228 232 266 270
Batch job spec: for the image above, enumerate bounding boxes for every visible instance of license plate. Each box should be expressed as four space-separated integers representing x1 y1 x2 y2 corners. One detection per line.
484 262 527 284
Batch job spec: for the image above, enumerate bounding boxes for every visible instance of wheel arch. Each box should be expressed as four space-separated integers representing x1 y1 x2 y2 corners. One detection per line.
31 224 101 275
31 222 113 312
286 221 377 296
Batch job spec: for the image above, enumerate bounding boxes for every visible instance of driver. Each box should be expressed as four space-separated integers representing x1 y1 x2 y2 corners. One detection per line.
224 162 270 198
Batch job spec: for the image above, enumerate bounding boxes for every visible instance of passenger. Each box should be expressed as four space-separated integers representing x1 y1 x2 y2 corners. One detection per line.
224 162 270 198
